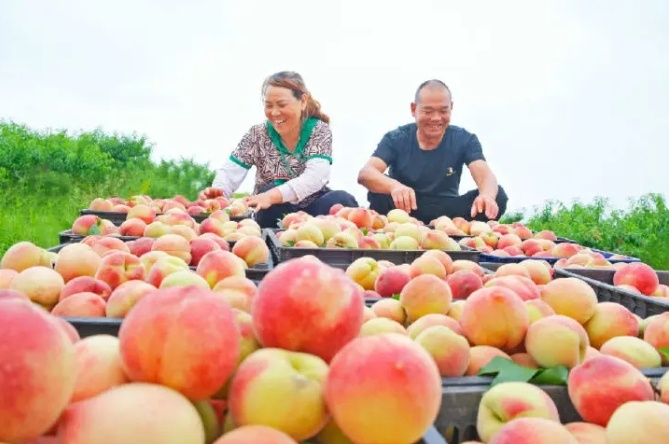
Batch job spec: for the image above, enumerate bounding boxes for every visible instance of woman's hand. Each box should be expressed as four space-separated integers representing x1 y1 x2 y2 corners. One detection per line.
246 192 274 211
198 187 224 201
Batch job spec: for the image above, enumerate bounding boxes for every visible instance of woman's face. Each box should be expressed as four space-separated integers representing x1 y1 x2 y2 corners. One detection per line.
264 85 306 138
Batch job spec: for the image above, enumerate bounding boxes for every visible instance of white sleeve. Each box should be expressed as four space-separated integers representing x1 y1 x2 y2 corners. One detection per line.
211 159 250 198
277 158 331 204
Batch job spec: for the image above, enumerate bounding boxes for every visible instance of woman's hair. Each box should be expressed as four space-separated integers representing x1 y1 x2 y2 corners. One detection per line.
261 71 330 124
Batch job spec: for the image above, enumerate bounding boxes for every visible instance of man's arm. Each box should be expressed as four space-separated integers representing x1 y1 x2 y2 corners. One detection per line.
468 160 499 199
357 157 401 194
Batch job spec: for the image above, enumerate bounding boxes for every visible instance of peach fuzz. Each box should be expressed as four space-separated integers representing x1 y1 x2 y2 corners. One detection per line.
599 336 661 369
605 401 669 444
54 243 101 282
524 299 555 324
415 325 471 377
214 425 298 444
567 355 655 426
374 265 412 297
582 302 639 349
57 383 205 444
406 313 463 338
488 418 578 444
0 299 76 443
476 381 560 443
94 251 145 290
231 235 270 268
525 315 589 368
564 422 607 443
370 298 407 324
228 348 329 440
145 255 189 287
459 287 528 350
360 317 408 336
485 275 540 301
612 262 659 295
252 257 364 362
51 292 107 317
540 277 598 324
105 280 156 318
196 250 247 288
119 286 241 400
71 335 128 402
10 266 65 309
643 312 669 363
446 270 483 299
399 274 452 322
60 276 112 301
324 334 441 444
465 346 511 376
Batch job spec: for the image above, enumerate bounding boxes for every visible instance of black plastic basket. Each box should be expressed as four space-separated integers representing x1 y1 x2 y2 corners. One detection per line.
58 229 139 244
79 209 255 226
265 229 481 266
480 247 641 265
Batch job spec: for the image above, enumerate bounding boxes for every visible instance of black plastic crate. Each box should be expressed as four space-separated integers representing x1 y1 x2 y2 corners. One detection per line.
79 209 255 226
266 229 480 266
480 246 641 265
553 267 669 317
58 229 139 244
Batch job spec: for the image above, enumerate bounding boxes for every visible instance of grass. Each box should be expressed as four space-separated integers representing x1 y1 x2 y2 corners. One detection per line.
1 120 667 271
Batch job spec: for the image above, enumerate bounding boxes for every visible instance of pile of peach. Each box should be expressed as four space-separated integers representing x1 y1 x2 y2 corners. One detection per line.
86 193 250 218
0 226 270 318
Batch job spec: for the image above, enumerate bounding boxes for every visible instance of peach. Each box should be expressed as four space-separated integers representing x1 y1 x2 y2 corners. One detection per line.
406 313 463 338
524 299 555 324
518 259 552 285
0 299 76 443
54 243 101 282
551 242 583 258
459 287 528 350
534 230 557 241
387 208 412 224
228 348 329 440
370 298 407 324
540 277 598 324
60 276 112 301
119 217 147 237
564 422 607 443
124 237 153 259
0 288 29 301
198 233 231 251
476 381 560 443
613 262 659 295
493 263 531 279
11 266 65 309
488 418 578 444
658 370 669 404
583 302 638 349
189 237 221 267
643 312 669 363
399 274 452 322
89 197 113 211
159 270 210 289
599 336 661 369
57 382 205 443
212 276 257 298
214 425 298 443
452 259 485 277
232 235 270 267
510 352 539 369
196 250 247 288
359 317 408 336
347 207 373 229
525 315 589 368
145 255 189 287
84 235 131 256
420 230 458 251
324 334 441 444
496 233 522 250
446 270 483 300
389 235 419 250
0 268 18 288
71 214 102 236
485 275 540 301
420 249 454 274
465 346 511 376
652 284 669 297
447 299 466 320
415 325 470 377
71 335 128 402
94 251 145 290
373 265 412 297
127 204 156 224
51 292 107 317
409 255 447 279
345 257 380 290
106 280 156 318
151 233 192 264
253 256 364 362
119 286 241 400
567 355 655 426
605 400 669 444
231 309 260 364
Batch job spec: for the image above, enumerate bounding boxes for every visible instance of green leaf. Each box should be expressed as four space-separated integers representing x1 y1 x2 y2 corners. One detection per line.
658 347 669 362
286 240 295 247
530 366 569 386
478 357 539 387
88 224 101 235
360 227 368 235
391 293 400 300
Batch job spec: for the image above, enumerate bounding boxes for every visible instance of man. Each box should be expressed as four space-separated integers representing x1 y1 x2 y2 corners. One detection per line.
357 79 508 224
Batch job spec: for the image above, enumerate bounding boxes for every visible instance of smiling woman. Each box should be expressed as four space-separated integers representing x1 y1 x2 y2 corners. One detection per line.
200 71 358 228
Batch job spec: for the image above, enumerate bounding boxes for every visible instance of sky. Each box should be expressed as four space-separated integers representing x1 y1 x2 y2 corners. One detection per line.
0 0 666 215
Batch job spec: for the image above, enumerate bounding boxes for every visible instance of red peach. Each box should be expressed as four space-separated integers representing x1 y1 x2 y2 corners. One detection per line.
94 251 145 290
488 418 578 444
71 215 101 236
231 235 270 267
485 275 540 301
374 265 412 297
60 276 112 301
399 274 452 322
189 237 221 267
447 270 483 299
583 302 639 349
415 325 470 377
452 259 485 277
196 250 247 288
125 236 154 257
525 315 589 368
51 292 107 317
119 217 147 237
540 277 598 324
54 243 101 283
151 233 192 264
613 262 660 295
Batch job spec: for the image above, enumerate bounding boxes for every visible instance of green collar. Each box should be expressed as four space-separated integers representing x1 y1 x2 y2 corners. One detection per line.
267 117 318 157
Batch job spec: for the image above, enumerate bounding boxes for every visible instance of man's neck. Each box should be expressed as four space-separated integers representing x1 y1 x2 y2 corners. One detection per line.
416 128 446 151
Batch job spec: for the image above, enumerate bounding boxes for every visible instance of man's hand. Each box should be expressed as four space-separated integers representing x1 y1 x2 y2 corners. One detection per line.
246 193 274 211
390 183 417 213
198 187 224 201
471 194 499 220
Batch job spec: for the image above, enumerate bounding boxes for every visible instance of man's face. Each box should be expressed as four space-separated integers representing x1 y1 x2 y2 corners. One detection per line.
411 88 452 139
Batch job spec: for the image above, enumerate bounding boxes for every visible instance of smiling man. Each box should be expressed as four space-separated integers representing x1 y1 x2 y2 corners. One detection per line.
357 79 508 224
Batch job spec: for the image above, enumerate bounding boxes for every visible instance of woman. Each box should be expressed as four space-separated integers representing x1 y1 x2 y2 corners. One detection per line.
199 71 358 228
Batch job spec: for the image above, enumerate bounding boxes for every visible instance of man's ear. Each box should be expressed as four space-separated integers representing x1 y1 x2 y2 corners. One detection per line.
410 102 417 117
451 101 454 111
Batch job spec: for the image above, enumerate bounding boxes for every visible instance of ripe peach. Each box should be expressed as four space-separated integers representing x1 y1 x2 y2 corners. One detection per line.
214 425 298 443
613 262 659 295
399 274 452 322
94 251 145 290
525 315 589 368
510 352 539 369
119 217 147 237
415 325 470 377
373 265 412 297
196 250 247 288
60 276 112 301
189 237 221 267
567 355 655 426
228 348 329 440
151 233 192 264
551 242 582 258
583 302 638 349
231 309 260 365
159 270 210 289
0 268 18 288
0 288 29 301
605 400 669 444
127 204 156 224
518 259 552 285
89 197 113 211
119 286 241 400
446 270 483 300
459 287 528 350
643 312 669 363
476 381 560 443
232 235 270 268
406 313 463 337
452 259 485 277
324 334 441 444
360 317 408 336
345 257 380 290
71 214 101 236
488 417 578 444
563 422 607 443
71 335 128 402
54 243 101 283
105 280 156 318
652 284 669 297
370 298 407 324
599 336 662 369
465 346 511 376
253 257 364 362
409 255 447 279
51 292 107 317
57 382 205 443
485 275 540 301
540 277 598 324
0 299 76 443
10 266 65 309
524 299 556 324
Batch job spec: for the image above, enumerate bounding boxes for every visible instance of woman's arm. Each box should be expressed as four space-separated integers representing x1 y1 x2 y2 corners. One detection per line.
211 159 250 198
277 158 331 203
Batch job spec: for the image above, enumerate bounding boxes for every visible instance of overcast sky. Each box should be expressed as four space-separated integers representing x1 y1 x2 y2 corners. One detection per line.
0 0 666 214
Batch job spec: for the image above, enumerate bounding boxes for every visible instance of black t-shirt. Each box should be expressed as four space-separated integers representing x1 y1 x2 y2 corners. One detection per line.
372 123 486 198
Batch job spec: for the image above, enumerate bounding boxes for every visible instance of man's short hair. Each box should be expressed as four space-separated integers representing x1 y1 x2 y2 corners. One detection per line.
414 79 452 103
